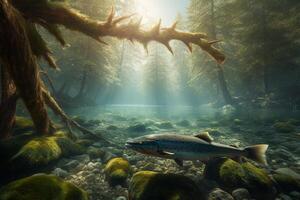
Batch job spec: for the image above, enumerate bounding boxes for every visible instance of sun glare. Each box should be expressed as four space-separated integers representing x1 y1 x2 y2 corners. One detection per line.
135 0 175 26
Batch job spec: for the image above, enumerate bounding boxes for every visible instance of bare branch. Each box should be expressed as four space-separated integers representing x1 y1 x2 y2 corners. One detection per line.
14 2 225 64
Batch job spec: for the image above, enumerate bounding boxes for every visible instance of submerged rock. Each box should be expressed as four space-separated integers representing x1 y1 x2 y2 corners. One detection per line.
52 168 69 178
129 171 203 200
273 168 300 192
208 188 234 200
273 122 295 133
104 157 131 187
0 174 88 200
156 121 174 129
232 188 251 200
204 158 276 199
127 123 147 133
176 120 191 127
11 133 84 168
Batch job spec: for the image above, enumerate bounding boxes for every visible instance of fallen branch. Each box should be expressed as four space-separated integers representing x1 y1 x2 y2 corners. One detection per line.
13 2 225 64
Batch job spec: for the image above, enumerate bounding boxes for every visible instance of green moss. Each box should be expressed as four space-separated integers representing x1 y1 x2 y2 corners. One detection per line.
129 171 202 200
13 117 34 134
11 133 83 167
104 157 131 186
217 159 275 199
274 122 295 133
12 137 62 166
0 174 88 200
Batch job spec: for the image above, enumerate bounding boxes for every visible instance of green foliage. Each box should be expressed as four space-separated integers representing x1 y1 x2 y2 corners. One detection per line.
0 174 88 200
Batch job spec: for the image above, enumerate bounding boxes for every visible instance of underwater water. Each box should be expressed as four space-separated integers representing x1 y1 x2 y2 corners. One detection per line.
1 0 300 199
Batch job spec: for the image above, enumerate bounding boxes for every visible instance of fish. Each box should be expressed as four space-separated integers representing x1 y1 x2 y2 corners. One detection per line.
125 132 268 166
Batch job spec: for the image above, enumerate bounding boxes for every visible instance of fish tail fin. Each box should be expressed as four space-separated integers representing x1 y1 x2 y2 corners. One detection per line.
244 144 268 165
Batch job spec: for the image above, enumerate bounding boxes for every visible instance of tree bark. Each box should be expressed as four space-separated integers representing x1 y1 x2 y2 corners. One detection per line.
210 0 233 105
0 65 18 139
0 0 53 135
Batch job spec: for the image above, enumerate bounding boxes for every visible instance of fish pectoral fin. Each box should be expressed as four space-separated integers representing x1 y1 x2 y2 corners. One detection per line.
174 159 183 167
157 150 174 156
194 132 214 143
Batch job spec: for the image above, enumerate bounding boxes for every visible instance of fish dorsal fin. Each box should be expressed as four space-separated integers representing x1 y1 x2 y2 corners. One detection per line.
194 132 213 143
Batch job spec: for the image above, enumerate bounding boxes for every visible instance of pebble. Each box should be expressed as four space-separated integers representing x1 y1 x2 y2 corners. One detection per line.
208 188 234 200
52 168 69 178
232 188 251 200
115 196 126 200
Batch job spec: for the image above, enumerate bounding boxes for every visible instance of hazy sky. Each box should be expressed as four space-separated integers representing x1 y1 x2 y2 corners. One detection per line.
135 0 189 26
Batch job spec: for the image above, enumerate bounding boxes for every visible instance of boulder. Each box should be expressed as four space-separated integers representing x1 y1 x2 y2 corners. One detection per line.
127 123 147 133
0 174 88 200
273 168 300 192
11 133 84 168
129 171 203 200
204 158 276 199
104 157 131 187
273 122 295 133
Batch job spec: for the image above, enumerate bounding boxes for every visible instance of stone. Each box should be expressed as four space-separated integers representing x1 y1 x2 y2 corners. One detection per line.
0 174 88 200
129 171 203 200
104 157 131 187
52 168 69 178
204 158 276 199
71 154 90 164
232 188 251 200
208 188 234 200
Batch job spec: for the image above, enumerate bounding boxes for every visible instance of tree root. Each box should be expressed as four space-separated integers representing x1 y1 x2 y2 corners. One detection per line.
42 87 115 146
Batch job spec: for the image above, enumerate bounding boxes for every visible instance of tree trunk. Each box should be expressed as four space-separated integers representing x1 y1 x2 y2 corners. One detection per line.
210 0 233 105
75 69 87 99
217 65 233 105
0 0 52 135
0 65 18 139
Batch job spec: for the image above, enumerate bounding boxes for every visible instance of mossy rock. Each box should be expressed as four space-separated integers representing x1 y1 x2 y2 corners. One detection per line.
204 158 276 199
0 133 35 164
273 168 300 192
273 122 295 133
0 174 88 200
87 147 105 159
106 125 119 131
104 157 131 186
72 116 86 126
129 171 203 200
11 133 83 167
13 117 34 134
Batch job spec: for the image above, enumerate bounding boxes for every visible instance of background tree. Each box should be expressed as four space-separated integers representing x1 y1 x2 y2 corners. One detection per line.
0 0 223 139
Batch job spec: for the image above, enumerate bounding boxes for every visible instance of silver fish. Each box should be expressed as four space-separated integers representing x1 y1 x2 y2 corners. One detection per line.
125 132 268 166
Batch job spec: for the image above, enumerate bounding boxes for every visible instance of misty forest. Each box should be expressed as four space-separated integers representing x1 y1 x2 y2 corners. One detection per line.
0 0 299 200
